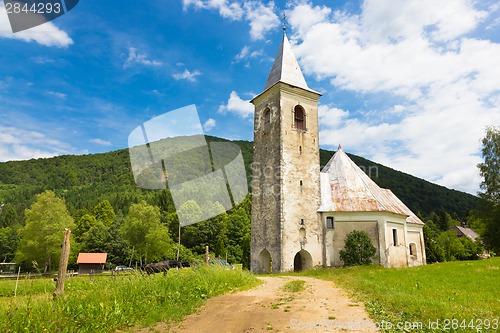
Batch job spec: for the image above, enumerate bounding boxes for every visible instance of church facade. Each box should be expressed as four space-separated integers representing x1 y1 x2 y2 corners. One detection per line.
250 32 426 273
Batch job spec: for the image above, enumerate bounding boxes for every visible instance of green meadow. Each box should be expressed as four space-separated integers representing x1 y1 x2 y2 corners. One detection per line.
0 266 258 333
300 258 500 332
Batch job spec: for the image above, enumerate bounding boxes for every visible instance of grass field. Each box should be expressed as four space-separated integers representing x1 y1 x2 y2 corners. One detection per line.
0 266 259 333
299 258 500 332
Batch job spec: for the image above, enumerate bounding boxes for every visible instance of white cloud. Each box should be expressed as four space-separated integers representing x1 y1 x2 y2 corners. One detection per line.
235 45 264 62
47 91 66 99
182 0 243 20
288 0 500 193
244 1 280 40
218 91 253 118
182 0 279 40
123 47 162 69
0 1 73 48
0 126 74 161
173 68 202 82
89 138 112 147
202 118 216 132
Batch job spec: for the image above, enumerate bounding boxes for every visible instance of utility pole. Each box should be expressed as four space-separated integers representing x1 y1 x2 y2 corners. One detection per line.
53 228 71 299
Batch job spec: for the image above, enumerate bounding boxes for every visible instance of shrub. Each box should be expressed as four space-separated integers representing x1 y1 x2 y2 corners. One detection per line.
339 230 376 266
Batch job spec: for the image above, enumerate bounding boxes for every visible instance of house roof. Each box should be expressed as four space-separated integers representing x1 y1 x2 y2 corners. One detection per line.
263 32 318 94
77 253 107 264
454 226 480 241
319 147 424 225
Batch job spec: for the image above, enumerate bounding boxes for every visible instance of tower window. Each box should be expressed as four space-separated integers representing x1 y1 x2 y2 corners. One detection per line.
299 145 302 155
392 229 398 246
326 217 334 229
294 105 305 130
264 108 271 130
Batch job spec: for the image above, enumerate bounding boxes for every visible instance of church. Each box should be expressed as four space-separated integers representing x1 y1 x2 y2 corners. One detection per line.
250 30 426 273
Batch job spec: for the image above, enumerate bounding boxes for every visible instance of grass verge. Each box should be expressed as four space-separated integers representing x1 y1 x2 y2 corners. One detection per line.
0 266 259 333
299 258 500 332
282 280 305 293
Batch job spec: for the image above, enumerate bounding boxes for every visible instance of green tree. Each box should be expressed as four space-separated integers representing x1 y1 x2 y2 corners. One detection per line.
0 203 20 228
339 230 377 266
121 201 174 264
81 221 109 253
94 199 116 227
0 227 17 262
477 126 500 252
423 220 446 262
75 214 97 242
16 191 75 272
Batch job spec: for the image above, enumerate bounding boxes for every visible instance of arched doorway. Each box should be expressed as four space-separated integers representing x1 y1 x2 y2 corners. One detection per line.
258 249 272 273
294 250 313 272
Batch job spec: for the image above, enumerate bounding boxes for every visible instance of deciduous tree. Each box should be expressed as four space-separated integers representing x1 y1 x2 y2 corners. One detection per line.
16 191 75 272
477 126 500 252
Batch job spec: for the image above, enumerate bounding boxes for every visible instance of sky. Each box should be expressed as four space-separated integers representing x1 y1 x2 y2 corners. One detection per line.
0 0 499 195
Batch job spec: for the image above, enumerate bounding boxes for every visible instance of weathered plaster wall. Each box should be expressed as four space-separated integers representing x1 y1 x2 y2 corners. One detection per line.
250 83 322 273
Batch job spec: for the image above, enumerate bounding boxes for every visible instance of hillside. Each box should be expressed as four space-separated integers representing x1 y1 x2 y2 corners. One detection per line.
0 135 477 219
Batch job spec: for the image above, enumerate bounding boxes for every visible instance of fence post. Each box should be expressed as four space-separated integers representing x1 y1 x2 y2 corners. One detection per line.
53 228 71 300
14 266 21 297
205 245 209 265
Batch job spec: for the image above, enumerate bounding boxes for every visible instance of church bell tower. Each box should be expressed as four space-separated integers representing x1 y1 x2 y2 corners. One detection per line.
250 30 322 273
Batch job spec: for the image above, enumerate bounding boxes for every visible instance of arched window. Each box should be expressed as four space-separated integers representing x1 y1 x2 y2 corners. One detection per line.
264 108 271 130
294 105 305 130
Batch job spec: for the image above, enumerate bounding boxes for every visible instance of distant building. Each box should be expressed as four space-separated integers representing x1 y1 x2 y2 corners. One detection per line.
250 30 426 273
77 253 107 274
452 225 480 242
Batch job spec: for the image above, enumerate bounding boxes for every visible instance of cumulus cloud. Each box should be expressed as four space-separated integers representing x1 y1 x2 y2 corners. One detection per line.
173 68 202 82
123 47 162 69
289 0 500 193
183 0 279 40
0 1 73 47
0 126 74 161
183 0 244 20
218 91 253 118
202 118 216 131
244 1 280 40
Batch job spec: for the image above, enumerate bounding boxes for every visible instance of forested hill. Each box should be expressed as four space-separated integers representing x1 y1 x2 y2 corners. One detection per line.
0 135 477 219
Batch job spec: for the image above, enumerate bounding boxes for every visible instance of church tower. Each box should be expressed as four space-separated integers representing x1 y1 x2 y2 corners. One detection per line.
250 30 322 273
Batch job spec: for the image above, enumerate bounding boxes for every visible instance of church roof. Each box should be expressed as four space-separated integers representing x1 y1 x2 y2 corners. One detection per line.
319 147 424 225
263 33 318 94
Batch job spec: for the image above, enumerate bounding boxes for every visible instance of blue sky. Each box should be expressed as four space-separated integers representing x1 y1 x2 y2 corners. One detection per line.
0 0 499 195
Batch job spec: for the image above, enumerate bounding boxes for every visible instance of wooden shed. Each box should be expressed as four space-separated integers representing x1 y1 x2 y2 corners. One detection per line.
77 253 107 274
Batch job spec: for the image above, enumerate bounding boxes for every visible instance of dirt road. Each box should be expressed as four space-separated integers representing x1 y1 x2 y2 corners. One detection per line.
158 276 379 333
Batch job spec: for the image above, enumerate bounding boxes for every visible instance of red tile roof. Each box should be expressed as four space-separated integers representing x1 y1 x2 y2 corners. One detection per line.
77 253 107 264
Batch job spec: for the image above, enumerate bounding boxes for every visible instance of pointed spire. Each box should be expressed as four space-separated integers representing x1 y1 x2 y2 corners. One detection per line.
263 31 314 93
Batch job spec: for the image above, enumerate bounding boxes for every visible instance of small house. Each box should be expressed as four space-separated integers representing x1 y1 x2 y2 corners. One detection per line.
453 225 480 242
77 253 107 274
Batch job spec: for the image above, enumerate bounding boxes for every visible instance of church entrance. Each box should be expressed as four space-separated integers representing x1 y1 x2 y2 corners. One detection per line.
293 250 313 272
258 249 272 273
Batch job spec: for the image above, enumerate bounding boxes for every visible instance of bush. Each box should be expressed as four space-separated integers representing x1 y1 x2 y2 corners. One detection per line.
339 230 377 266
